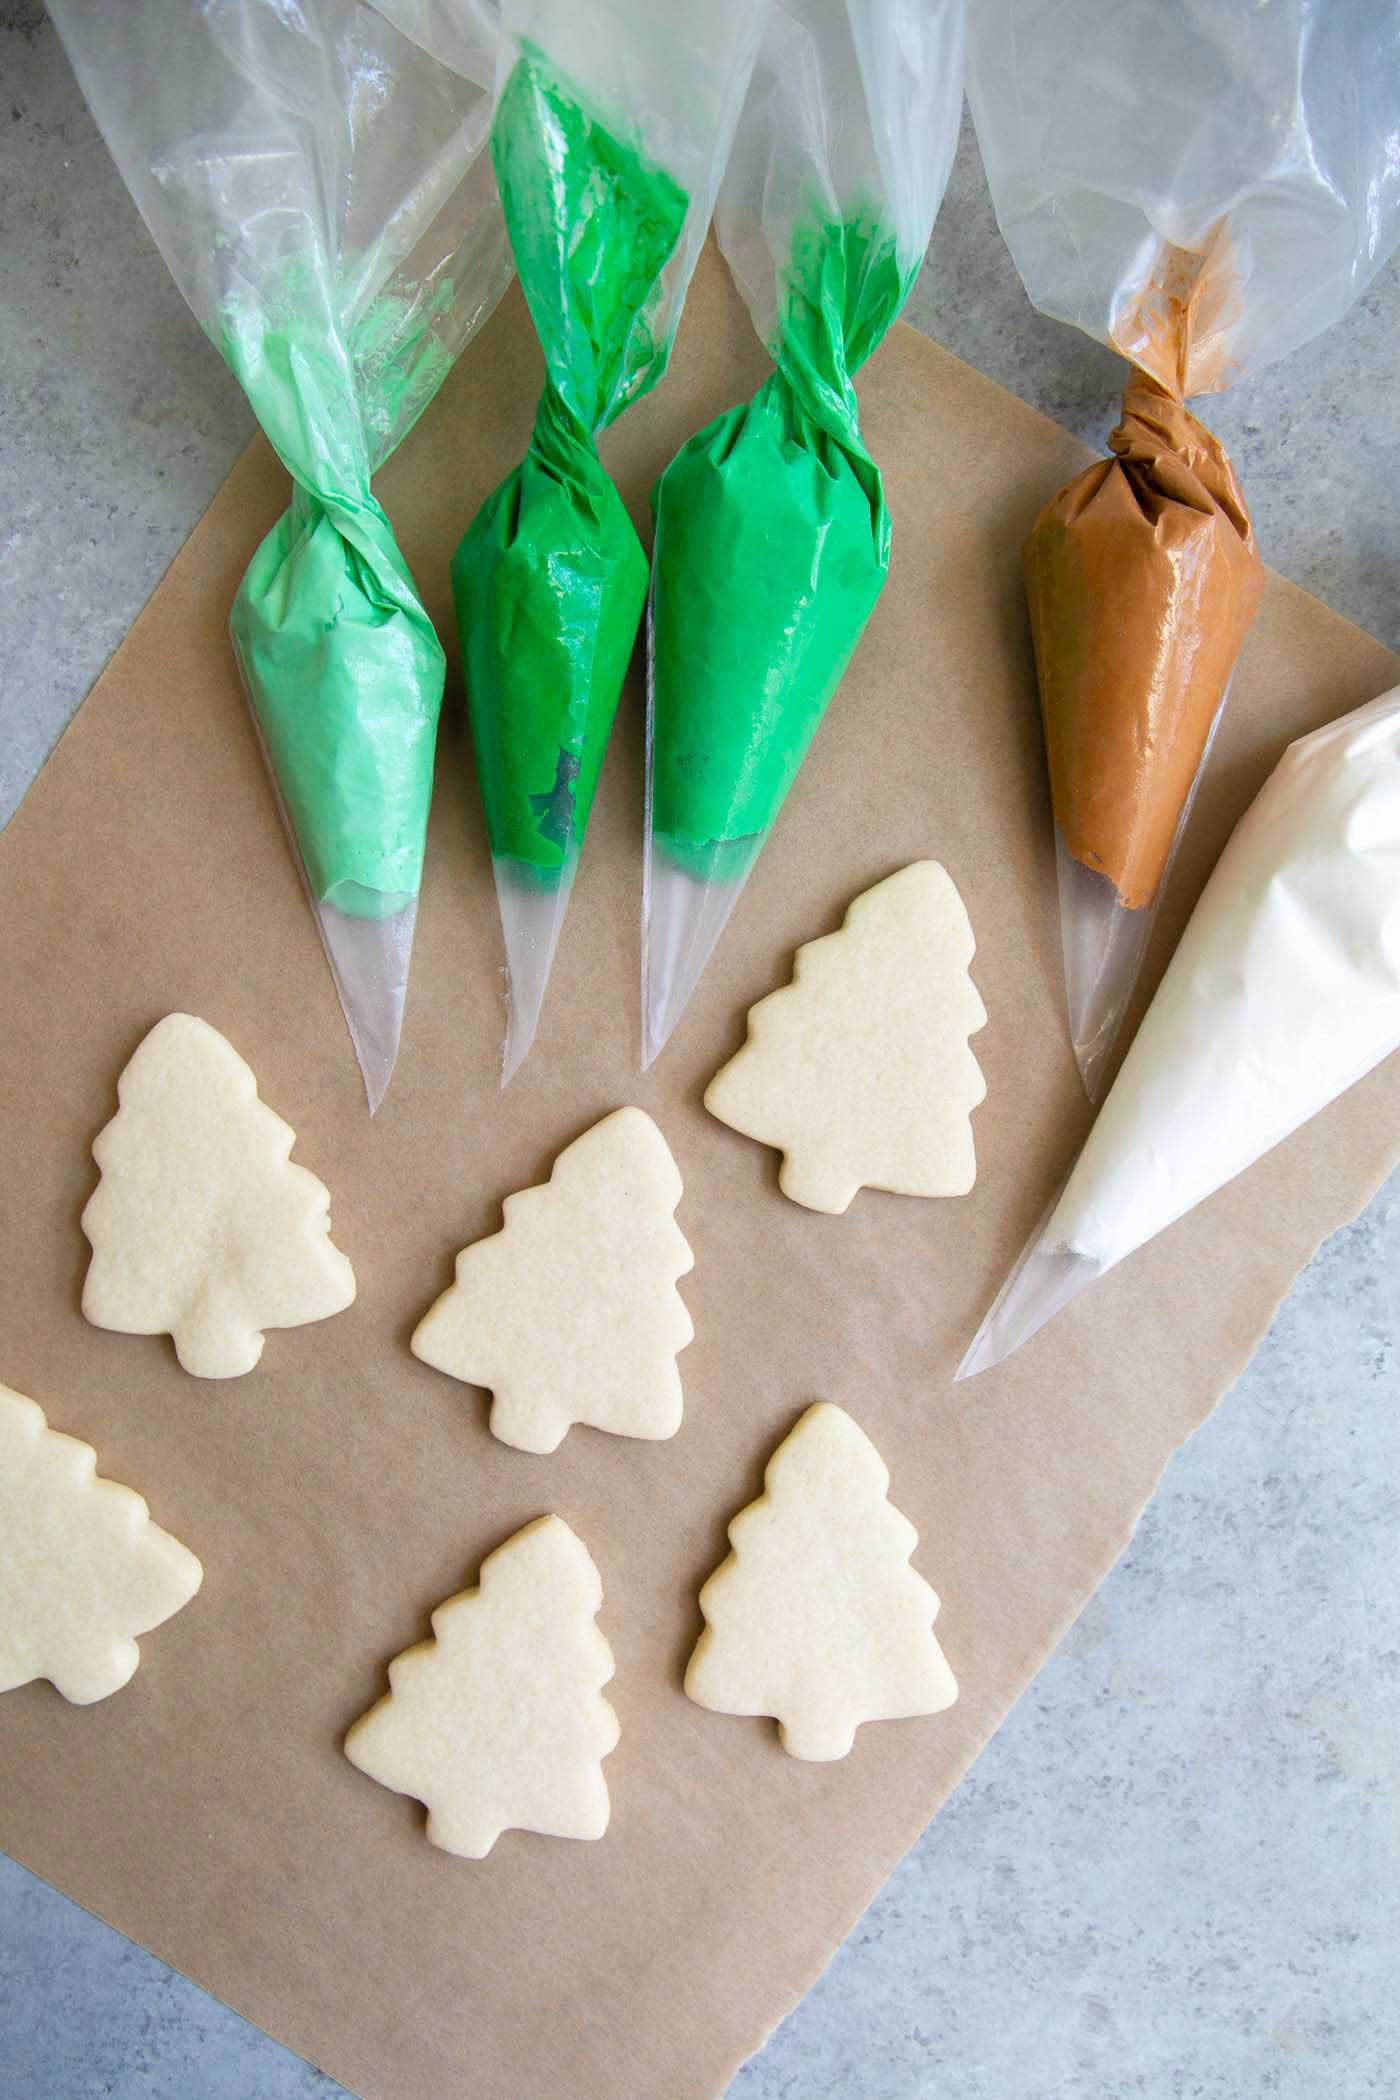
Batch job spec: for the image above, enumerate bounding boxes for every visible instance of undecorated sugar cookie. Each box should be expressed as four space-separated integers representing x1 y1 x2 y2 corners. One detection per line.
82 1013 356 1378
346 1516 619 1859
413 1107 694 1454
0 1382 202 1703
705 861 987 1214
685 1402 958 1760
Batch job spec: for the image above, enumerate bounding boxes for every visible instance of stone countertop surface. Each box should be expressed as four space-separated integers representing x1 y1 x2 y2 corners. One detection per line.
2 8 1398 2098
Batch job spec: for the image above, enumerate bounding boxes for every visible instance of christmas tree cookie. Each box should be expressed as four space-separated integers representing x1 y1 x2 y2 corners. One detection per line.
0 1381 202 1703
705 861 987 1214
346 1516 619 1859
82 1013 356 1378
413 1107 694 1455
686 1403 958 1760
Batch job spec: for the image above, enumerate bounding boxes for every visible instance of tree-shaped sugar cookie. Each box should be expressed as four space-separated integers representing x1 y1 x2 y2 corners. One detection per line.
705 861 987 1214
81 1013 356 1378
413 1107 694 1455
685 1402 957 1760
0 1382 202 1703
345 1515 619 1859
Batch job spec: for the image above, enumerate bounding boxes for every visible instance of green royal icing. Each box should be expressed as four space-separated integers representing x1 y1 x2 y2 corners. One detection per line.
225 276 456 920
452 46 688 883
650 207 914 883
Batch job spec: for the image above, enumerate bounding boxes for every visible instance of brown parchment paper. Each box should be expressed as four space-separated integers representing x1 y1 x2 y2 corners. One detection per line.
1 246 1397 2100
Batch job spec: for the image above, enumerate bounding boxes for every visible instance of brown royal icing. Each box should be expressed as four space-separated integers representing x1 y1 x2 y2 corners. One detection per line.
1024 241 1264 912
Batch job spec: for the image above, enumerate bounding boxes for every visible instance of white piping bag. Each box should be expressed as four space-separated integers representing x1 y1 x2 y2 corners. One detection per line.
959 685 1400 1380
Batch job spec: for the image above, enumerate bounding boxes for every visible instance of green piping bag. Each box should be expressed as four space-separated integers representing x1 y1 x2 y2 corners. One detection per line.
641 0 967 1067
50 0 510 1109
448 0 761 1082
453 43 686 1081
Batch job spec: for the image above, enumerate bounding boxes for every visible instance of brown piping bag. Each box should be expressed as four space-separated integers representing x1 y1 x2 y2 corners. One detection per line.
967 0 1400 1097
1025 367 1263 1093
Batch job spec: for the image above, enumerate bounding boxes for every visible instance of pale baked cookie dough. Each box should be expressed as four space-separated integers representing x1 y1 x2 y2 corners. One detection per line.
685 1402 958 1760
0 1381 202 1703
81 1013 356 1378
346 1516 619 1859
413 1107 694 1455
705 861 987 1214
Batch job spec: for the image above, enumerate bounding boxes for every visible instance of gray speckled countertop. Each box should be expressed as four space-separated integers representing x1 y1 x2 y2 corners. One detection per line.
3 7 1399 2097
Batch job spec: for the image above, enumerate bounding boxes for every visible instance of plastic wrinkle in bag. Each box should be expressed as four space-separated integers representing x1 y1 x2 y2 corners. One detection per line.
967 0 1400 1100
51 0 512 1112
447 0 763 1084
641 0 967 1069
958 683 1400 1380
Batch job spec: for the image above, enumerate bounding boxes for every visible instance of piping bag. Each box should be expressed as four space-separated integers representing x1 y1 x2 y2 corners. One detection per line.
451 0 762 1083
958 684 1400 1381
641 0 967 1069
967 0 1400 1098
51 0 512 1112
